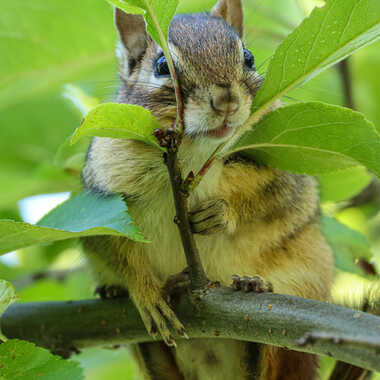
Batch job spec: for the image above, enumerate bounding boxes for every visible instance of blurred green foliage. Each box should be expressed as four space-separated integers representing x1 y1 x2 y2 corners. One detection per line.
1 0 380 379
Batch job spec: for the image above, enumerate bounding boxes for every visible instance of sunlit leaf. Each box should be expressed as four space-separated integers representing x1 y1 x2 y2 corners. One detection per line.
250 0 380 121
232 102 380 177
318 167 372 203
70 103 162 149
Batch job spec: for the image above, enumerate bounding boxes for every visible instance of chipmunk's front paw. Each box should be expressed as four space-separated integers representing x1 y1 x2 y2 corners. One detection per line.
231 275 273 293
162 267 191 300
189 199 228 235
131 283 186 347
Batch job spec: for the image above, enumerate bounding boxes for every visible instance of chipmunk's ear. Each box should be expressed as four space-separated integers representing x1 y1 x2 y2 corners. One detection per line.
114 8 151 73
210 0 244 38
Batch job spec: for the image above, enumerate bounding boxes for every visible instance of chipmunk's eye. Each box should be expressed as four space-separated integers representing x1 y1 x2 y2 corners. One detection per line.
243 48 255 70
154 54 170 77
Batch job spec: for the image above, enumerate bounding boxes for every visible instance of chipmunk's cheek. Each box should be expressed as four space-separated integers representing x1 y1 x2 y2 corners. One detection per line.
183 97 214 137
229 100 251 127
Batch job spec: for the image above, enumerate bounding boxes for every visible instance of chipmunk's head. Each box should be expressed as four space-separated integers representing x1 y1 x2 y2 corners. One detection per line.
115 0 262 144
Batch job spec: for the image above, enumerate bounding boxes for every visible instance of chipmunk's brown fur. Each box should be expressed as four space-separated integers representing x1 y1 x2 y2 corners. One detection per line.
82 1 334 379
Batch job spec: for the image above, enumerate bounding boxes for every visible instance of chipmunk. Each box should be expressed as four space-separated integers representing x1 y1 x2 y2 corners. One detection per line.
82 0 334 379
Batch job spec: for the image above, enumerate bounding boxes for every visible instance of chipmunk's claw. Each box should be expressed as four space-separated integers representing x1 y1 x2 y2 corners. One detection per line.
231 274 273 293
137 298 184 347
189 199 228 235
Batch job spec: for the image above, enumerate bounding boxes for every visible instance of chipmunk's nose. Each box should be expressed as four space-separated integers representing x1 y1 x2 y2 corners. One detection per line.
210 85 240 115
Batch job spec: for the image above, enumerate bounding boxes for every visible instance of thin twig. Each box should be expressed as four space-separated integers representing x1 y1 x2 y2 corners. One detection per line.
337 58 355 110
155 38 208 290
186 146 220 192
161 41 184 132
154 129 208 290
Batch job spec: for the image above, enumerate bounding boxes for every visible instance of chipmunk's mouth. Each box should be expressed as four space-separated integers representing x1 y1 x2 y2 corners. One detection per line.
204 121 234 139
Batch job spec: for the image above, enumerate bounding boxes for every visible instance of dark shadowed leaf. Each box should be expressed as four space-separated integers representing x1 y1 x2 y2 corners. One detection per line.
322 215 372 276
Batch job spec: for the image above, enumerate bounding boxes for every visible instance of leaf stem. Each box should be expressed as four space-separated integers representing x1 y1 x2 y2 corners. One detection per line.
186 144 224 191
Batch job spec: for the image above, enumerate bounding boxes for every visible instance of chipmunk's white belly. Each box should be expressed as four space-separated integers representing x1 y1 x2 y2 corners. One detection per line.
133 179 261 380
175 339 248 380
141 217 255 380
136 194 261 285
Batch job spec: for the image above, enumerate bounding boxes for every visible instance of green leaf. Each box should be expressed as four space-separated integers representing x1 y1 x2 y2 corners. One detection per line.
0 339 83 380
107 0 178 45
70 103 162 149
322 215 372 276
0 0 115 111
232 102 380 177
0 192 146 255
0 280 17 317
106 0 145 15
251 0 380 120
318 167 372 203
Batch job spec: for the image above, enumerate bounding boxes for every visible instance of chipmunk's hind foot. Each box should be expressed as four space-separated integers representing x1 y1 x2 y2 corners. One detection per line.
231 275 273 293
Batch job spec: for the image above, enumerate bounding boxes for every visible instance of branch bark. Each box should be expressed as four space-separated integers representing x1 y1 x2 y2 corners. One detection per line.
154 129 208 290
154 35 209 290
163 135 208 289
2 287 380 372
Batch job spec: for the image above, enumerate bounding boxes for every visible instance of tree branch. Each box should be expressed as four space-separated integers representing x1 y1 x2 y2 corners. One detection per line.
2 287 380 371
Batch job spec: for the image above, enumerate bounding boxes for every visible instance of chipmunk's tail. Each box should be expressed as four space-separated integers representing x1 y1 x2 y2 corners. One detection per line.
328 282 380 380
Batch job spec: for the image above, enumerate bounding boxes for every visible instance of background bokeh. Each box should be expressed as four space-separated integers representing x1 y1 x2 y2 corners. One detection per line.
2 0 380 378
